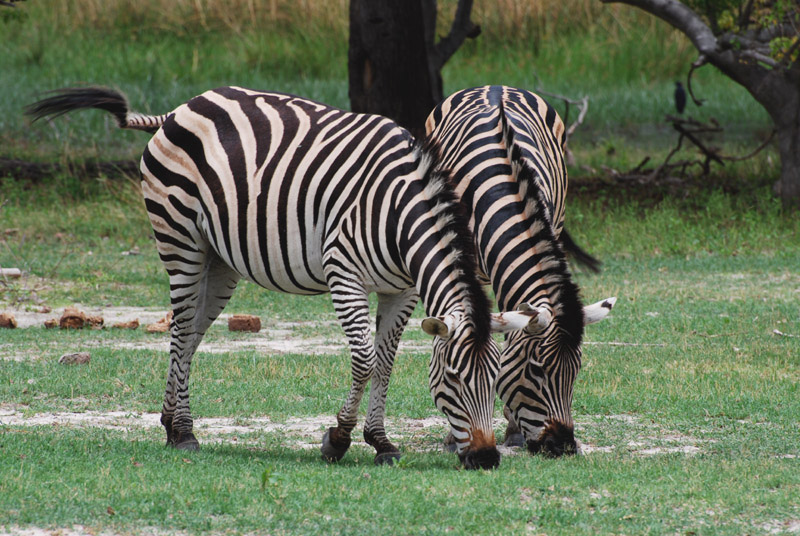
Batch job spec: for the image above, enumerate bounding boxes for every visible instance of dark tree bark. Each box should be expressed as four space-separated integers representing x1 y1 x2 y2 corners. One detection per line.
348 0 479 138
600 0 800 207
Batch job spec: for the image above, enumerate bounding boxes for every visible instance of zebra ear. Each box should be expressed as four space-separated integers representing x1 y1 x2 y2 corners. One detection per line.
583 297 616 325
518 303 553 334
421 315 455 339
490 311 537 333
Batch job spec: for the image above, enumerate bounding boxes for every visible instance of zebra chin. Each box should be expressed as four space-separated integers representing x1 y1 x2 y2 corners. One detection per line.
526 420 579 458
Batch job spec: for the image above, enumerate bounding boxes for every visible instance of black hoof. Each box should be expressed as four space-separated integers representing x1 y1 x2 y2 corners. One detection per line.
374 451 402 466
175 437 200 451
443 431 457 453
503 432 525 448
321 427 351 463
169 432 199 451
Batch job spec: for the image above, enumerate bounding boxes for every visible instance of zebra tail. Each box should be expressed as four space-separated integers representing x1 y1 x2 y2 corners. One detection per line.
25 86 166 134
559 228 601 273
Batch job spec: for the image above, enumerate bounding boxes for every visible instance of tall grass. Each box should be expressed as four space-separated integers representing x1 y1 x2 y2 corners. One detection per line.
0 0 772 164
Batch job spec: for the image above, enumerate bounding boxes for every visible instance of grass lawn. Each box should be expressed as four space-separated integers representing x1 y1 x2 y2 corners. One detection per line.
1 175 798 536
1 2 797 534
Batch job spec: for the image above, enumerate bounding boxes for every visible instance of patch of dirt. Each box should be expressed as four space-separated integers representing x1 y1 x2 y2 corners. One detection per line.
0 306 431 360
0 526 189 536
0 404 715 458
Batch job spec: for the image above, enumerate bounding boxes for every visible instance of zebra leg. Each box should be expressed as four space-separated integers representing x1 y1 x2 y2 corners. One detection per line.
319 273 375 463
502 404 525 447
161 250 240 450
363 289 419 465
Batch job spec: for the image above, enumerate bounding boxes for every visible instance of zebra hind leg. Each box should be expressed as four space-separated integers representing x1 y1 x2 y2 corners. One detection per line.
161 250 240 450
362 289 418 465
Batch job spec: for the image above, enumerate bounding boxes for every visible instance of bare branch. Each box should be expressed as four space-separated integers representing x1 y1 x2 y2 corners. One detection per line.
534 90 589 140
740 49 781 68
687 56 707 107
600 0 719 58
737 0 755 29
721 129 776 162
432 0 480 70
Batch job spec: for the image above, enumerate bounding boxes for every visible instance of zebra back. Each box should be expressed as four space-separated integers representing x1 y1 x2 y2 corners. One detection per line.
425 85 586 456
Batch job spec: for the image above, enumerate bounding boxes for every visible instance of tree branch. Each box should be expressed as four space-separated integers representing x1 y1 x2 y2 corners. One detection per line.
599 0 719 58
432 0 480 70
687 55 707 106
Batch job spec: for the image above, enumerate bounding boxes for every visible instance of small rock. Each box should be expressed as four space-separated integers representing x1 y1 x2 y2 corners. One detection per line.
59 352 91 365
0 312 17 329
0 268 21 279
44 318 58 329
112 319 140 330
38 306 52 314
59 307 86 329
228 314 261 332
146 311 173 333
86 315 105 329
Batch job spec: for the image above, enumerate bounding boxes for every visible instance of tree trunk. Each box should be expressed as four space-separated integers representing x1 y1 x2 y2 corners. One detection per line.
774 121 800 206
348 0 439 138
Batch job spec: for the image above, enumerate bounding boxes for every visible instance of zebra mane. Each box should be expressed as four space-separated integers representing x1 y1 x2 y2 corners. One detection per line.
415 137 493 349
500 106 584 347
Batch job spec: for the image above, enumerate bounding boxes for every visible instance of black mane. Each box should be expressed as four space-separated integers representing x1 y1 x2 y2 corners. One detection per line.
415 137 493 349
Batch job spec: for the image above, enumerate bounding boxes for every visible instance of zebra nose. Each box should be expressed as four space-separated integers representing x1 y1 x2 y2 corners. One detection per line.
459 446 501 470
526 420 577 458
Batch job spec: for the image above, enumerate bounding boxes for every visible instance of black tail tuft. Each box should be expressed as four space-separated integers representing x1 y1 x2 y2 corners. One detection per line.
560 229 601 273
25 86 130 128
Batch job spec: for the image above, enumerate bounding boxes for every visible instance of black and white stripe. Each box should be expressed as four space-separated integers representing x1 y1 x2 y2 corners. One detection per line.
426 85 615 456
28 85 520 469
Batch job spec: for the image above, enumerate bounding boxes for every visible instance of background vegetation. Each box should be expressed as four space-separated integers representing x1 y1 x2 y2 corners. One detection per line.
1 1 797 535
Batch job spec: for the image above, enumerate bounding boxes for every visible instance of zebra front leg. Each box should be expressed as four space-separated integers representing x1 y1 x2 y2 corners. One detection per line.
362 289 419 465
502 404 525 447
319 272 375 463
161 251 240 450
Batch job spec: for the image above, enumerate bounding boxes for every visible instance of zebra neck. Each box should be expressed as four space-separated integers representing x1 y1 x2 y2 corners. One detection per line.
391 154 492 344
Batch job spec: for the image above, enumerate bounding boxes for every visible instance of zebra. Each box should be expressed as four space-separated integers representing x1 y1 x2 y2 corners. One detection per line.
27 86 534 469
425 85 616 456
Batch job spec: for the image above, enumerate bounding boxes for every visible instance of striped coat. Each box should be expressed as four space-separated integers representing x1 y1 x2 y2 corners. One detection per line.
27 86 533 469
426 86 615 456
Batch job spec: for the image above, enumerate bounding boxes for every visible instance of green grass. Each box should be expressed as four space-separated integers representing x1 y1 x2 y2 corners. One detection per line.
2 177 799 535
1 428 797 535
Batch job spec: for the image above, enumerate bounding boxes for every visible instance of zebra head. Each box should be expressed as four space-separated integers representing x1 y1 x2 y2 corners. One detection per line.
496 297 616 457
422 310 532 469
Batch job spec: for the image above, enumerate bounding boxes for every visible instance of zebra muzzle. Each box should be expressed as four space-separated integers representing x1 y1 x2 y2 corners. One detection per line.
459 446 501 470
526 420 578 458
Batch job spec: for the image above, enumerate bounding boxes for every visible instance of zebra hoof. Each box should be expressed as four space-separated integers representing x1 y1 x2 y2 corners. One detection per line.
171 432 200 451
443 431 457 453
503 432 525 448
320 427 351 463
374 451 401 466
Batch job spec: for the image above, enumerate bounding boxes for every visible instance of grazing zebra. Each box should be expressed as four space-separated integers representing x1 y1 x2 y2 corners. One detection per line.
27 86 533 469
425 85 616 456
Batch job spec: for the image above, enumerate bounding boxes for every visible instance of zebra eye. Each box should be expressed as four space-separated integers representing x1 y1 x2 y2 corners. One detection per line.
444 366 463 387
